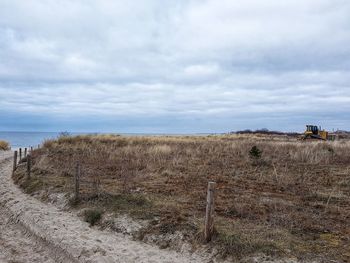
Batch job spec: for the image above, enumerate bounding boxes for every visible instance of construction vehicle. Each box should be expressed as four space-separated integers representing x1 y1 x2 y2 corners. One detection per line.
302 125 328 140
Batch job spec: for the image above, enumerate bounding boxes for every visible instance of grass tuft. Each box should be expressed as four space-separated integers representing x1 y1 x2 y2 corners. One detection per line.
21 177 44 194
100 193 154 219
0 140 10 150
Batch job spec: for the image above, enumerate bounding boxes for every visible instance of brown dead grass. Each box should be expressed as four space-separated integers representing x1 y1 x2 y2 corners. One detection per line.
14 134 350 261
0 140 10 151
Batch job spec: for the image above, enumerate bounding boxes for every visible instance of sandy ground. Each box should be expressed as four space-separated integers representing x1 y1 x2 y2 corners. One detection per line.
0 210 56 263
0 151 55 262
0 151 210 263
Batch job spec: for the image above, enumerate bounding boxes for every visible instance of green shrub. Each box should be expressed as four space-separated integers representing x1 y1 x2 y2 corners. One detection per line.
249 145 262 159
83 209 103 226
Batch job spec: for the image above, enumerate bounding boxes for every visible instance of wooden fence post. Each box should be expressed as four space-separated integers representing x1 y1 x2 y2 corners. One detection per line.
19 148 22 161
30 146 33 152
12 151 18 175
24 148 27 158
74 162 81 202
204 181 216 242
26 154 31 180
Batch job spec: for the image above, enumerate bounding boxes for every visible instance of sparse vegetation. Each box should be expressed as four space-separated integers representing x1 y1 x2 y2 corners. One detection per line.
13 134 350 262
12 163 44 194
59 131 70 137
0 140 10 150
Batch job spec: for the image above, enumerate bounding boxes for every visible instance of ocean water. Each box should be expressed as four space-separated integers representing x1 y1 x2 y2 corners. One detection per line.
0 131 60 149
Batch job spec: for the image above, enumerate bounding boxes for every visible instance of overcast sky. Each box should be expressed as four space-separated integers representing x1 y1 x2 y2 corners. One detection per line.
0 0 350 133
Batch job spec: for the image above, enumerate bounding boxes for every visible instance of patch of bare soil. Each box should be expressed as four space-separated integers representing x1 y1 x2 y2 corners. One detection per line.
0 209 56 263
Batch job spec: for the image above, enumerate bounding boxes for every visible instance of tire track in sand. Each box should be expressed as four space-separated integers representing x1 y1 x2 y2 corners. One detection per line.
0 151 56 263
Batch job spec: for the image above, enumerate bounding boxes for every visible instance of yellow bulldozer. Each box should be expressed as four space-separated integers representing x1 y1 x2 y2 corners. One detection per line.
302 125 329 140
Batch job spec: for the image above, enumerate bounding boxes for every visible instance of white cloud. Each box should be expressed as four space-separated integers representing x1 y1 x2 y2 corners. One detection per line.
184 64 221 78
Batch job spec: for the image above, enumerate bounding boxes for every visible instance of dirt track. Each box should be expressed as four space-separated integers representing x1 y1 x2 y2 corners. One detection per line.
0 211 56 263
0 151 56 262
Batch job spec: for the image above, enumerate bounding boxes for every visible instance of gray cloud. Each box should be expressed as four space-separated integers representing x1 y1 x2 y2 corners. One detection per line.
0 0 350 132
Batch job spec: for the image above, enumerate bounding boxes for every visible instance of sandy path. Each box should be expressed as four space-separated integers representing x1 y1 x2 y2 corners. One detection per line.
0 151 56 263
0 152 209 263
0 210 56 263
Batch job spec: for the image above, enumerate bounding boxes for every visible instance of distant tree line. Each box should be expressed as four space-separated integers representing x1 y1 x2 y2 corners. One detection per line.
231 128 300 137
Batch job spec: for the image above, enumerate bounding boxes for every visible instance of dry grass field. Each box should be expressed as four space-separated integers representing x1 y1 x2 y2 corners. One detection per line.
13 134 350 262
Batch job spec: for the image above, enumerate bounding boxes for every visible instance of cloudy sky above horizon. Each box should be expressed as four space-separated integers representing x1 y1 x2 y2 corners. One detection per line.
1 0 350 133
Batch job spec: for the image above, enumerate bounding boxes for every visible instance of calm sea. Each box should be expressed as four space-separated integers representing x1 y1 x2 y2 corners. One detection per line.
0 131 60 149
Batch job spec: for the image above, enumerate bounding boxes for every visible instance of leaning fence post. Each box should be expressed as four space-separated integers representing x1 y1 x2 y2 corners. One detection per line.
19 148 22 161
204 181 216 242
24 148 27 158
12 151 18 175
26 154 31 180
74 162 81 202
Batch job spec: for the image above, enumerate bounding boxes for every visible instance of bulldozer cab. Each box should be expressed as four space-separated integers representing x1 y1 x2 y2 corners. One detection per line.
306 125 319 135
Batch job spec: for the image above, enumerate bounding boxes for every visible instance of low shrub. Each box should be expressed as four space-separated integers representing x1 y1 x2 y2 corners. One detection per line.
83 209 103 226
249 145 262 159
